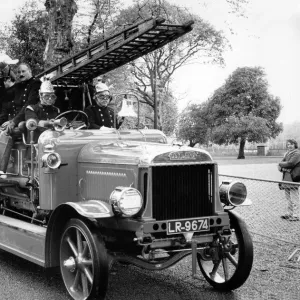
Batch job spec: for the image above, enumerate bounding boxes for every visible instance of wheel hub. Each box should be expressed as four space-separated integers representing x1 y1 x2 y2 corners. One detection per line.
63 256 76 273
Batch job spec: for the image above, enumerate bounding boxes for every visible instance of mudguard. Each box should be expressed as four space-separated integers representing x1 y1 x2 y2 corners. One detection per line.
65 200 114 218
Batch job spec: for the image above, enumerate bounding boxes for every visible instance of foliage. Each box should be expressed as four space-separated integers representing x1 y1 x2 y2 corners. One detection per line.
176 103 209 147
113 0 228 130
271 121 300 148
224 0 249 17
0 0 246 135
280 122 300 140
72 0 121 51
207 66 283 158
4 0 47 74
160 92 178 135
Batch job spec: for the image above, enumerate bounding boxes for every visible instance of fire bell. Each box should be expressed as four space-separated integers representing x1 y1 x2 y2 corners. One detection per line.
118 95 137 118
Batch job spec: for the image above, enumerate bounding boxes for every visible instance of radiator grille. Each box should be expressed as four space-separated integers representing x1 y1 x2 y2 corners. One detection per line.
151 164 213 220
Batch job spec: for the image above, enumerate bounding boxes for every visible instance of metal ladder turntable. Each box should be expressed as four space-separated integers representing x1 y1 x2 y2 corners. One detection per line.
37 17 194 86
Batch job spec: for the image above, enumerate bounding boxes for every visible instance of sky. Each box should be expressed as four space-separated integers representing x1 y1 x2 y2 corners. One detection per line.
0 0 299 124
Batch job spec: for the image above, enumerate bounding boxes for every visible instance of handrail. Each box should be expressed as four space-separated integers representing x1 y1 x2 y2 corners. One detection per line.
219 174 300 185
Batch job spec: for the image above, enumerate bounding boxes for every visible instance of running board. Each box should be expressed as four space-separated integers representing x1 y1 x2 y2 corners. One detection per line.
0 215 46 266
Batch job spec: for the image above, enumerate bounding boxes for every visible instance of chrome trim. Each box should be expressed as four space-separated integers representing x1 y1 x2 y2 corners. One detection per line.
20 149 27 176
143 161 217 167
78 178 86 201
50 174 53 209
86 170 126 177
137 129 146 142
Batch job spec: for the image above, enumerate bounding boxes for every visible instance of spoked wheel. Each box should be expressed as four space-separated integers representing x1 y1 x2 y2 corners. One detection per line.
60 218 109 300
197 211 253 291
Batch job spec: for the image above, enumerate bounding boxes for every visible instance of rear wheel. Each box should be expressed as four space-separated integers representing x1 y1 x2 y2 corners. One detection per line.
60 218 108 300
197 211 253 291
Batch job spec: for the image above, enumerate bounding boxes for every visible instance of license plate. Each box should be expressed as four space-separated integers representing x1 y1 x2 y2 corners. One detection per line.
167 217 210 235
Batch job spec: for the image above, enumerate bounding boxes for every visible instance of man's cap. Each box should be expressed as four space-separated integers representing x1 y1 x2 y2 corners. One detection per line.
0 53 19 65
95 82 109 93
40 79 55 93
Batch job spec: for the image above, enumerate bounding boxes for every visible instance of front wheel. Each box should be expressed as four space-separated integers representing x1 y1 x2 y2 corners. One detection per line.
197 211 253 291
60 218 109 300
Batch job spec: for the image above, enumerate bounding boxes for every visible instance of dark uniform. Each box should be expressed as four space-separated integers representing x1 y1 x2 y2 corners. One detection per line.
25 103 60 122
0 77 41 126
25 103 60 144
84 105 123 129
0 85 15 124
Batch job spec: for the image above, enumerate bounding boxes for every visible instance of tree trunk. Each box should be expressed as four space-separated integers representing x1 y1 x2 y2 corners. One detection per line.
44 0 78 69
157 93 162 130
238 138 246 159
189 140 196 147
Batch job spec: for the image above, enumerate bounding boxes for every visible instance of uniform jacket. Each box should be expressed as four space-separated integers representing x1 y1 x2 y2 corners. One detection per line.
25 103 60 144
279 149 300 182
25 103 60 122
0 77 41 126
84 105 123 129
0 85 15 124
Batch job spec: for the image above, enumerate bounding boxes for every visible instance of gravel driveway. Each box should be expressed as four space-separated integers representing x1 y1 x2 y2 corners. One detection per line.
0 156 299 300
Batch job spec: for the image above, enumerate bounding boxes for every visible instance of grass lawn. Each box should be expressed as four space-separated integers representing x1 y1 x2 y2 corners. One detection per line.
213 156 283 181
215 155 281 165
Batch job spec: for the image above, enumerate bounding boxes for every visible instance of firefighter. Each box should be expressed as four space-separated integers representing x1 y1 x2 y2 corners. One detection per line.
25 79 60 126
1 63 41 133
0 75 16 125
84 82 124 129
0 54 18 124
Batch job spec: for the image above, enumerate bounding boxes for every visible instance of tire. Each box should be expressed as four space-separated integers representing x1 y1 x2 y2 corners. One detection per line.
60 218 109 300
197 211 253 291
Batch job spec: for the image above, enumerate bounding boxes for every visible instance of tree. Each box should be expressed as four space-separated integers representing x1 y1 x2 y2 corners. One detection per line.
72 0 120 49
176 103 210 147
113 0 228 130
43 0 78 68
160 91 178 135
0 0 248 135
208 66 283 159
3 0 47 74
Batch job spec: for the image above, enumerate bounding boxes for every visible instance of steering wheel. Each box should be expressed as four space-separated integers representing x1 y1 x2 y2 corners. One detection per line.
55 110 89 130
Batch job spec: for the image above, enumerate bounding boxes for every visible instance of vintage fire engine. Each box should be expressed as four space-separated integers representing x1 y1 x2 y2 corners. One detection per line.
0 18 253 300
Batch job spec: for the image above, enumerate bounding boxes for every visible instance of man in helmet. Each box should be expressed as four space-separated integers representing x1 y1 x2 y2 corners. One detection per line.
25 79 60 126
84 82 124 129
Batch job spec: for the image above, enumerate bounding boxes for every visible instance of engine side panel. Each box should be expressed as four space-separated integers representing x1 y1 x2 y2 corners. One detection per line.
38 129 164 210
77 163 138 203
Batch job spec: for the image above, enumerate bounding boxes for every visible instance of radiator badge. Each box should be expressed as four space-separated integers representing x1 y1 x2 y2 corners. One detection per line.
169 151 198 160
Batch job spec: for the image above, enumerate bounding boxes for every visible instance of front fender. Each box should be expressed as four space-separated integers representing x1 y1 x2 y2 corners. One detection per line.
66 200 114 218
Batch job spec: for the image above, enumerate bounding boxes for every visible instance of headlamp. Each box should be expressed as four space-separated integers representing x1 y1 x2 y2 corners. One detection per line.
219 181 248 206
26 118 38 131
41 152 61 169
110 187 143 217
